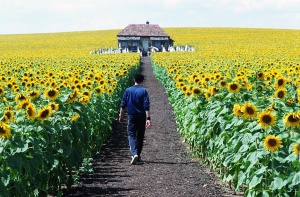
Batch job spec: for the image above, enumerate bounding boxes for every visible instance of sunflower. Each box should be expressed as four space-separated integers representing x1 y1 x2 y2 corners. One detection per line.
233 104 243 117
241 102 258 119
99 79 105 85
19 99 31 109
15 93 27 102
227 82 240 93
94 87 103 96
66 89 79 104
292 143 300 155
181 85 188 93
28 90 40 100
286 98 294 106
107 88 113 94
211 87 219 95
7 83 13 89
49 80 57 88
284 112 300 128
192 87 201 97
37 106 52 122
257 111 276 129
79 96 90 105
275 88 286 99
274 76 286 88
49 102 59 111
0 86 5 96
204 90 211 101
26 104 36 120
75 83 82 90
1 115 8 123
219 80 227 88
265 103 276 111
3 110 14 122
185 90 192 97
82 90 92 98
87 80 93 86
257 72 264 81
240 79 249 89
264 135 282 152
194 77 200 84
44 89 59 100
0 121 11 139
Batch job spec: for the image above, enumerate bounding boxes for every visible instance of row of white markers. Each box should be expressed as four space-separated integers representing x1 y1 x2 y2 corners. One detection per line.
90 45 195 55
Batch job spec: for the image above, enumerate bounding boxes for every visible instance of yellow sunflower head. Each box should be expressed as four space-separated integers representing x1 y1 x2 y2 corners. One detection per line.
82 90 92 98
107 88 114 95
241 102 258 119
184 90 192 97
15 93 27 102
265 103 276 111
26 104 36 120
19 99 31 109
257 72 265 81
286 98 294 106
292 143 300 155
211 87 219 95
227 82 240 93
233 104 243 117
192 87 201 97
284 112 300 128
257 111 276 129
181 85 188 93
49 102 59 111
3 110 14 123
66 89 79 104
94 87 103 96
78 96 90 105
274 76 286 88
194 77 201 84
204 90 211 101
275 88 287 99
219 80 227 88
44 89 60 100
37 106 52 122
28 90 40 100
0 121 11 139
0 86 5 96
264 135 282 152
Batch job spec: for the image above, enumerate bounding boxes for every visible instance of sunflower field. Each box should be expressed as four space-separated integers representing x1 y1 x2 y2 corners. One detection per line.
152 28 300 197
0 31 140 196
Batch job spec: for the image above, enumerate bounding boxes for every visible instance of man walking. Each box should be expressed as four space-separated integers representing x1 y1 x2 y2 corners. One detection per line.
119 73 151 165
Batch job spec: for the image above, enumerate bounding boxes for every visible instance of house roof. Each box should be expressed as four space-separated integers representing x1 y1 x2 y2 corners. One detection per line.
117 24 169 37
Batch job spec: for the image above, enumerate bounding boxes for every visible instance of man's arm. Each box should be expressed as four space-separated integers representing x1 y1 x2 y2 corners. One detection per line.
119 107 125 123
145 110 151 128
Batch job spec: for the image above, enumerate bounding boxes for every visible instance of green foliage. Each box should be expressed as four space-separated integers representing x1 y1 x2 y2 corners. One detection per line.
152 61 300 197
0 63 140 196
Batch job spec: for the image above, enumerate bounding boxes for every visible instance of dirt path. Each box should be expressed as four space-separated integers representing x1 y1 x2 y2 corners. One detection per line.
62 57 238 197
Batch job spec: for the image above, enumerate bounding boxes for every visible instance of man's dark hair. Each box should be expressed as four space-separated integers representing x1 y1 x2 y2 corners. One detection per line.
134 73 144 84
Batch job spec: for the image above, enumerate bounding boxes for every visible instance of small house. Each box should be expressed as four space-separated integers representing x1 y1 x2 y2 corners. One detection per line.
117 21 174 55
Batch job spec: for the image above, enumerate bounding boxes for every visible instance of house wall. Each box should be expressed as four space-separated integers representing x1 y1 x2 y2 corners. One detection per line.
117 36 172 52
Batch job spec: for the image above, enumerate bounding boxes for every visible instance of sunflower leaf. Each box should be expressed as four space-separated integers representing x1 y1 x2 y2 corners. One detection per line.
270 177 287 190
291 172 300 187
249 175 263 189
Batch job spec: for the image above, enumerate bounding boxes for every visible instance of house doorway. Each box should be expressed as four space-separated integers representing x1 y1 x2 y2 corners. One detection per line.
142 41 149 56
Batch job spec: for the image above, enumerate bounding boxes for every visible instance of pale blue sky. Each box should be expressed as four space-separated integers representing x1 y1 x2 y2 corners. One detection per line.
0 0 299 34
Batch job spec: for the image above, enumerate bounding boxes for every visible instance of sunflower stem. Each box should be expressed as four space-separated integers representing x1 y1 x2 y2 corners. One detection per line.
271 152 275 197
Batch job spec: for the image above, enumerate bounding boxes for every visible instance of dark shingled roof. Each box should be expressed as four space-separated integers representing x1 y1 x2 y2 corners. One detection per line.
117 24 169 37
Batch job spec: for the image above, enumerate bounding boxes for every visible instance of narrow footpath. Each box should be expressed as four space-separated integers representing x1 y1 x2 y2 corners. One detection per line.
62 57 238 197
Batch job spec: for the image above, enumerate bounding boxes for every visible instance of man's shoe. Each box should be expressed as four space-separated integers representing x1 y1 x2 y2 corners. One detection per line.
131 155 138 165
138 157 144 164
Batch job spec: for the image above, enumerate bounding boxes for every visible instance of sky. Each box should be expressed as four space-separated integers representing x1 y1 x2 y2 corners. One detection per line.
0 0 300 35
